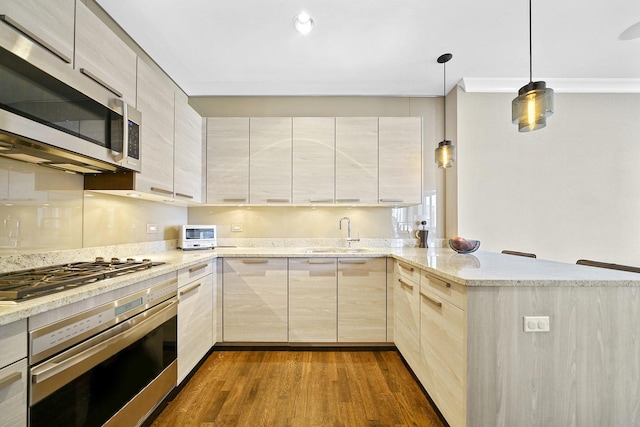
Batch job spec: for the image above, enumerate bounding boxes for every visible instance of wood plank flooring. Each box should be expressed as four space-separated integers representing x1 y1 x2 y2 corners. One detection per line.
150 349 446 427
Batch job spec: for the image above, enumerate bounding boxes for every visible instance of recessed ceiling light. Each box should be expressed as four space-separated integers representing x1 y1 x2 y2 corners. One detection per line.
294 11 314 35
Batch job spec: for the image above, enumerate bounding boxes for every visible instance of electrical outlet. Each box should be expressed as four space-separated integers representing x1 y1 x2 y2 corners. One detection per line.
146 224 158 234
231 223 243 232
523 316 550 332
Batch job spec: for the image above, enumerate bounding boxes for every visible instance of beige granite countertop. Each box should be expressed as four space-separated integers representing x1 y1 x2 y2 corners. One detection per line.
1 243 640 326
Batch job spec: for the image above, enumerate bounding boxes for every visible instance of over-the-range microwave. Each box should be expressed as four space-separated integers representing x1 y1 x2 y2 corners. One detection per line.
179 225 217 250
0 33 140 174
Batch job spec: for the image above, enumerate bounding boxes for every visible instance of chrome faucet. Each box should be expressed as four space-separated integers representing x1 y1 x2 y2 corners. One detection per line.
339 216 360 247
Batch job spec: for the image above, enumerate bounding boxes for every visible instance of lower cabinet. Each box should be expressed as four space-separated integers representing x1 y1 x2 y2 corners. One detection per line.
223 258 288 342
0 359 27 427
420 283 466 427
338 257 387 342
177 261 214 384
221 256 388 344
394 261 467 427
394 261 421 368
0 318 27 427
289 258 337 342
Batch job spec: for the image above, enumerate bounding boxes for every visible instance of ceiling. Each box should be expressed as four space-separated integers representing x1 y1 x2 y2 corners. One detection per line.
95 0 640 97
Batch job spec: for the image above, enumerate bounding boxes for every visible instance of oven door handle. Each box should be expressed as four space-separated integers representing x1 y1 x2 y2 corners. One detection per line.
31 298 177 395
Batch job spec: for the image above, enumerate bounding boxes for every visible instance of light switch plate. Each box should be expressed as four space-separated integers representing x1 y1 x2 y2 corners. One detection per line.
146 224 158 234
524 316 550 332
231 223 243 232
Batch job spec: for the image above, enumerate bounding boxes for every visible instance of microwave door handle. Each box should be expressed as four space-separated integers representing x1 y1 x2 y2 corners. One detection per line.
114 101 128 162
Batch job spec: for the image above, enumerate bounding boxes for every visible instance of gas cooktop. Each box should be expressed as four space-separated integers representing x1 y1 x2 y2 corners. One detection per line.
0 257 164 303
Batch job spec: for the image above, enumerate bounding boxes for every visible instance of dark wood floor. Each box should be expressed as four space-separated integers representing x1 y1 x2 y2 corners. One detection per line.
151 349 446 427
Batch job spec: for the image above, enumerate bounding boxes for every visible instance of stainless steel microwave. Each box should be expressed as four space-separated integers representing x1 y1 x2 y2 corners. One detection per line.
0 37 141 173
179 225 217 250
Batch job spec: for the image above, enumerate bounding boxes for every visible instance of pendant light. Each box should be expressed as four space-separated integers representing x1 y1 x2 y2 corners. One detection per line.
435 53 455 169
512 0 554 132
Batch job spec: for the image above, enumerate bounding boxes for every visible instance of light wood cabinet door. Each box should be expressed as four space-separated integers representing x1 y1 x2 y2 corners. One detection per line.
293 117 335 204
0 0 74 64
206 117 250 204
394 263 421 369
223 258 288 342
75 2 137 106
249 117 292 204
335 117 378 204
177 271 213 384
337 257 387 342
289 258 337 342
378 117 422 205
420 287 466 427
174 92 203 203
135 58 175 196
0 358 27 427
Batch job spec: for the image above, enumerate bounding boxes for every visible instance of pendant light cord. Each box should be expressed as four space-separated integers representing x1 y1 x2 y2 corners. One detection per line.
443 60 447 140
529 0 533 83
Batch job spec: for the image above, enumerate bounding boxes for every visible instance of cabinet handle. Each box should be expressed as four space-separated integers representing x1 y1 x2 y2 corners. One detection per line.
0 15 72 63
398 278 414 290
188 263 208 273
179 282 201 297
150 187 174 195
380 199 404 203
79 68 123 97
307 259 335 264
242 259 269 264
420 291 443 307
266 198 290 203
336 198 360 203
398 262 414 272
0 371 21 390
309 199 333 203
175 192 194 199
425 273 451 288
338 259 367 264
223 198 247 202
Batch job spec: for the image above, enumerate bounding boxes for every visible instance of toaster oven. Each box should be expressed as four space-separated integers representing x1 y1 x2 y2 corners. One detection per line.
178 225 217 250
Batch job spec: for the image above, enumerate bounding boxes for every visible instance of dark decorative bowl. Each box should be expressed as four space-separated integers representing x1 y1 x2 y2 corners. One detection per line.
449 238 481 254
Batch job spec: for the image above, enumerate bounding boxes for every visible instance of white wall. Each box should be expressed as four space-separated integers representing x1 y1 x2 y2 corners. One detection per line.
453 89 640 264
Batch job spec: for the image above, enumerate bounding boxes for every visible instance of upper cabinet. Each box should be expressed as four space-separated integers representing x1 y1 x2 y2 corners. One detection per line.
174 92 203 203
0 0 75 64
205 116 422 206
74 2 137 106
379 117 422 205
135 58 175 196
206 117 250 204
250 117 292 204
293 117 335 204
335 117 379 205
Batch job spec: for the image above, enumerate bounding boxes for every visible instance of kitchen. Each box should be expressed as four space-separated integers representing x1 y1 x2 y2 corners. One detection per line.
1 0 640 426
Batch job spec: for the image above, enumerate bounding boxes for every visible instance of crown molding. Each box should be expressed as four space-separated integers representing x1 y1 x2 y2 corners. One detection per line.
460 78 640 94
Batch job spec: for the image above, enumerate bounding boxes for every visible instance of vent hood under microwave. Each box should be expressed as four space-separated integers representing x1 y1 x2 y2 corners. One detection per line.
0 36 140 174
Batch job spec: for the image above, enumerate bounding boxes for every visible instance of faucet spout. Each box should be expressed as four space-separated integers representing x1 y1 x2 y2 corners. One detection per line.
339 216 360 247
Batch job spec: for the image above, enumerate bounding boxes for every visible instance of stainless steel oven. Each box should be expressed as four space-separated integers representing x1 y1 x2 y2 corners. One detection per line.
28 276 178 427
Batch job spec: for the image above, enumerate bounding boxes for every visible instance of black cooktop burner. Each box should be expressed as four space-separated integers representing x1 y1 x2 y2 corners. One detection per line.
0 257 164 302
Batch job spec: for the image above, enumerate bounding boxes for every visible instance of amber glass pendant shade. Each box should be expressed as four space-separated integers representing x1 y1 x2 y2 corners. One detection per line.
435 140 455 169
512 81 554 132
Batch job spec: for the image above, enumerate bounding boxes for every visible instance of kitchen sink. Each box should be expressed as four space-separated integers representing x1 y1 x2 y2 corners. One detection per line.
299 247 372 254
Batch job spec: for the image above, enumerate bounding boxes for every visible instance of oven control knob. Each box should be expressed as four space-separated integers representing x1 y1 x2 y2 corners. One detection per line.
95 257 105 262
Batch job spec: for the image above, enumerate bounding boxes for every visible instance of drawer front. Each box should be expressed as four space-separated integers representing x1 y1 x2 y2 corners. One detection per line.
421 271 466 310
420 288 465 427
0 319 27 369
396 260 421 284
178 261 214 287
0 358 27 427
